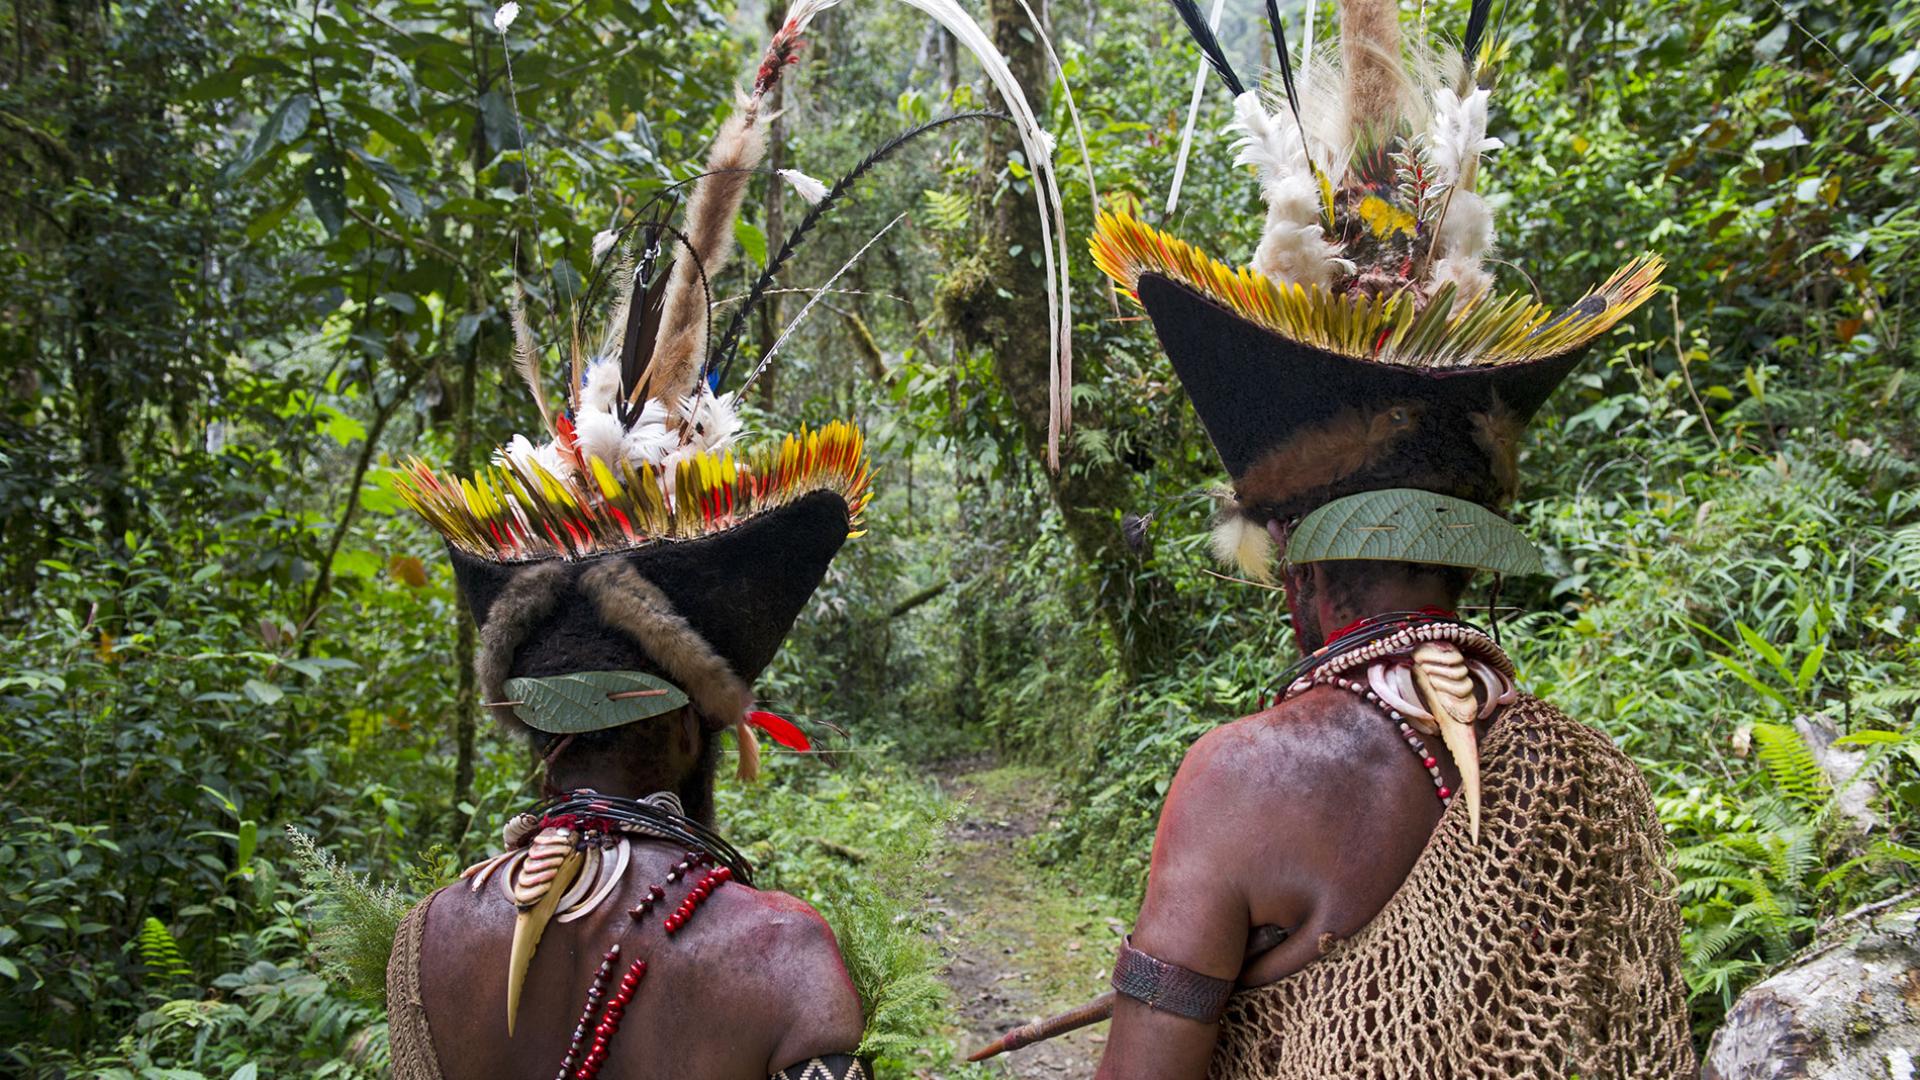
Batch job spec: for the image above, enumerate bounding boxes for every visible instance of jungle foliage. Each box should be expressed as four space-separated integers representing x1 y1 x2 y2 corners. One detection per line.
3 0 1919 1074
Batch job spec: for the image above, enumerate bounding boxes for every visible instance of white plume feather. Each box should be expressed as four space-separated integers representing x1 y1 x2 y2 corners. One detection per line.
499 433 576 483
785 0 1072 468
776 168 830 206
579 357 623 415
619 399 676 468
1429 86 1501 188
573 408 626 469
1229 92 1350 289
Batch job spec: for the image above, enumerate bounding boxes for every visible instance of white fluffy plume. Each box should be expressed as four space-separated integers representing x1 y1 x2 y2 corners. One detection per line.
776 168 829 206
1229 92 1352 289
1429 86 1501 188
572 408 626 470
1211 502 1277 584
579 357 624 415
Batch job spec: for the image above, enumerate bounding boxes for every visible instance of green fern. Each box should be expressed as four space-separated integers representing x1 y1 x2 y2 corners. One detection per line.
1750 723 1831 812
287 826 417 1005
813 804 955 1063
136 916 194 992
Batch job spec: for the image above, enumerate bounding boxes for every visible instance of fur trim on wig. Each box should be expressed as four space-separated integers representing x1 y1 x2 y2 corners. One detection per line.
1234 404 1424 516
474 562 570 730
578 560 753 736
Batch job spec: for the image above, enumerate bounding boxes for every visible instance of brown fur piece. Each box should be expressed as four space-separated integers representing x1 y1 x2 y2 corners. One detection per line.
1339 0 1408 137
1470 398 1524 505
1235 404 1423 517
475 562 570 732
641 95 767 409
578 560 751 734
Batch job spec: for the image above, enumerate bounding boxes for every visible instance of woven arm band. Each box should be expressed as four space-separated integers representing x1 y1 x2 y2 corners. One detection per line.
1110 936 1233 1023
770 1053 869 1079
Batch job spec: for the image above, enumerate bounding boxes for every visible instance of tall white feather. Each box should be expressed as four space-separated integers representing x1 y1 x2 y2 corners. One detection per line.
783 0 1073 466
1165 0 1228 220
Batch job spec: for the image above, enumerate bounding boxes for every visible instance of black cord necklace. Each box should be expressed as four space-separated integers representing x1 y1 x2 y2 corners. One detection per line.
1270 608 1490 696
536 790 756 886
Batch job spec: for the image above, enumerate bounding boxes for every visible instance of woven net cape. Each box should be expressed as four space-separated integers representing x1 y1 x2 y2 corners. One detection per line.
1208 696 1694 1080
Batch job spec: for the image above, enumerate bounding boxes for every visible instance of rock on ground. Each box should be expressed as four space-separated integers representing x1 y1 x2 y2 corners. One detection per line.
1705 906 1920 1080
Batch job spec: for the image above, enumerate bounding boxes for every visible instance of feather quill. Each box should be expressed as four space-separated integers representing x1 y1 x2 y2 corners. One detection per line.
510 286 553 432
741 212 910 393
709 111 1007 384
741 0 1075 467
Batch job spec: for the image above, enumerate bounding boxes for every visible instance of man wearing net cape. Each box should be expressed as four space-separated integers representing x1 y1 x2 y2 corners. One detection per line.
976 0 1694 1076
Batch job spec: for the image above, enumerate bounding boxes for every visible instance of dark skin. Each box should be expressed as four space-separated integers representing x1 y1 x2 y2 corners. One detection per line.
416 711 864 1079
1095 532 1489 1080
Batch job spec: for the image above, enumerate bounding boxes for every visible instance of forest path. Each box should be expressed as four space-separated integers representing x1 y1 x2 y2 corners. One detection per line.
924 761 1127 1079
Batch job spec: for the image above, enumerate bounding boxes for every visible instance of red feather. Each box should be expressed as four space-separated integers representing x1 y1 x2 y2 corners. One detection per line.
744 711 811 752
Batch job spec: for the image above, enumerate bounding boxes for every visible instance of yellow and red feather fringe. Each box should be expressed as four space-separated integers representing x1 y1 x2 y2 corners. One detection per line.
396 420 873 561
1090 211 1664 368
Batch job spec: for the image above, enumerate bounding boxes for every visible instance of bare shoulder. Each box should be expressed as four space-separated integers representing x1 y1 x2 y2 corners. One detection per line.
1169 685 1388 819
701 882 864 1065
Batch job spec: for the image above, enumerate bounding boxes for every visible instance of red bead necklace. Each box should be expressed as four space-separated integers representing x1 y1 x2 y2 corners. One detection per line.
553 847 733 1080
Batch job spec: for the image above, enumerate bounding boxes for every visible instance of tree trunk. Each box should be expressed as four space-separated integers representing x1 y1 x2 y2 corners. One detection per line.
946 0 1178 678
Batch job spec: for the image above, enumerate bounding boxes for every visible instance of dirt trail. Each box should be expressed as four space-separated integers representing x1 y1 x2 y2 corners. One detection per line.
923 761 1127 1079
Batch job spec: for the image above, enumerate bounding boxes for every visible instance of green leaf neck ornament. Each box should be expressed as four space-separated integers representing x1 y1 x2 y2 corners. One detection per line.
1286 489 1546 577
501 671 690 734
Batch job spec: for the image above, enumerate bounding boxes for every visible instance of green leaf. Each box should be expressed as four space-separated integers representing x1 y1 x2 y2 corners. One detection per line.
1287 489 1546 576
733 218 768 267
242 679 285 707
503 671 689 734
235 821 258 874
353 151 424 219
1711 653 1789 710
304 156 348 238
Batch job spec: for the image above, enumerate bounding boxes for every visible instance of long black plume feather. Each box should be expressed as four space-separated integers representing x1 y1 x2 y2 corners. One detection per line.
1462 0 1494 78
1169 0 1244 97
1263 0 1315 148
619 211 675 407
708 111 1009 387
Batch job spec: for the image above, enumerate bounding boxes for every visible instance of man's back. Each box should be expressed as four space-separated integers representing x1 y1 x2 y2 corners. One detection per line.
1163 693 1694 1078
391 840 862 1080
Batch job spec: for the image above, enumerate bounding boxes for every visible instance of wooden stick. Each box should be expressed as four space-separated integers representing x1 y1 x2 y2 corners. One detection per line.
968 992 1116 1062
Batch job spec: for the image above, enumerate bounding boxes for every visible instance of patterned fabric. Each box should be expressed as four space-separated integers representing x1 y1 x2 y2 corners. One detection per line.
385 898 444 1080
1207 697 1694 1080
771 1053 869 1080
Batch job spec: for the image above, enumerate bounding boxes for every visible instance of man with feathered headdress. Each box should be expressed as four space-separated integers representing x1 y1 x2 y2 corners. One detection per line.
976 0 1694 1075
382 3 1071 1077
